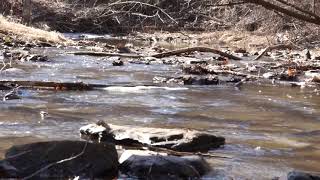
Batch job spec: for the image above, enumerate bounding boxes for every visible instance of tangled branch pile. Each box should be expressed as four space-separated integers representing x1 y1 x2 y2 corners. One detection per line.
1 0 320 38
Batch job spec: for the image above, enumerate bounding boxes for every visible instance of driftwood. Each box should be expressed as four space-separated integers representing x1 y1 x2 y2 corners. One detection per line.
152 47 242 60
68 46 242 60
0 80 107 91
0 80 163 91
254 44 296 60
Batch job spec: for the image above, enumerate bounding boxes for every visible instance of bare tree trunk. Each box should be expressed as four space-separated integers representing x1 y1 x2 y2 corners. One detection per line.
243 0 320 26
22 0 32 25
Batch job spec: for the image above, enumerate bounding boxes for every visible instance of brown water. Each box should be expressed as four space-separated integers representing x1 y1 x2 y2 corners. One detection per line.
0 44 320 179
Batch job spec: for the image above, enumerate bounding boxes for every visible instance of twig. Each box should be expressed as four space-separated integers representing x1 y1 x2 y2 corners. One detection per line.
22 142 88 180
107 1 178 24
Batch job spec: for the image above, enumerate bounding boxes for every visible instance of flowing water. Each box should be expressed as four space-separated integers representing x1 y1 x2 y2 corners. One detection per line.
0 41 320 179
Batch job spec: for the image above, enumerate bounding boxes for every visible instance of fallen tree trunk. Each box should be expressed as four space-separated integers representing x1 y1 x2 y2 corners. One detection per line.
244 0 320 26
0 80 104 90
152 47 242 60
68 46 242 60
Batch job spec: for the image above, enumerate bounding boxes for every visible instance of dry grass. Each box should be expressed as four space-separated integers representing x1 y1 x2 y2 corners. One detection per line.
198 31 277 52
0 15 71 44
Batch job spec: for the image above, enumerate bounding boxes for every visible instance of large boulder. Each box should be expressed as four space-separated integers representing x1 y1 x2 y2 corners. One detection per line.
119 150 210 180
288 171 320 180
80 122 225 152
0 140 118 179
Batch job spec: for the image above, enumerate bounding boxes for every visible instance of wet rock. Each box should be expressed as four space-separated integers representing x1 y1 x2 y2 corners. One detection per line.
182 75 219 85
112 59 124 66
263 72 277 79
287 171 320 180
181 57 208 65
119 150 210 180
129 57 160 65
22 54 49 62
183 64 208 75
0 141 118 179
305 70 320 82
153 74 242 86
234 48 247 54
279 71 298 81
3 89 20 101
153 76 168 84
80 123 225 152
246 64 258 72
162 58 176 65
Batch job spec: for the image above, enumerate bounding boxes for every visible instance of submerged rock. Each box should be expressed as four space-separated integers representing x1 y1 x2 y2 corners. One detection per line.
0 141 118 179
287 171 320 180
119 150 210 179
80 122 225 152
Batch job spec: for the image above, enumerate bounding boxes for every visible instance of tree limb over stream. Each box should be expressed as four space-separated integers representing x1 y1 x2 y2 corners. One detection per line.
68 46 242 60
243 0 320 26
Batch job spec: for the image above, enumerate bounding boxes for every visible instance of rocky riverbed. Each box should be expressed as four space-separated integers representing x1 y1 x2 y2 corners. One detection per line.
0 33 320 179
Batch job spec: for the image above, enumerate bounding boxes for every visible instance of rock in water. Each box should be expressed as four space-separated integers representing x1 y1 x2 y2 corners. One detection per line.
0 141 118 179
80 122 225 152
119 150 210 179
288 171 320 180
112 59 124 66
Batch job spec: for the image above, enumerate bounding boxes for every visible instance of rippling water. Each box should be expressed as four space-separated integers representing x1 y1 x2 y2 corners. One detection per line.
0 47 320 179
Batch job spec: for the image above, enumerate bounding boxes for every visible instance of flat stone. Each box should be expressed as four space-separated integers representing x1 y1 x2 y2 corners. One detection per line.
119 150 210 179
0 140 118 179
80 122 225 152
